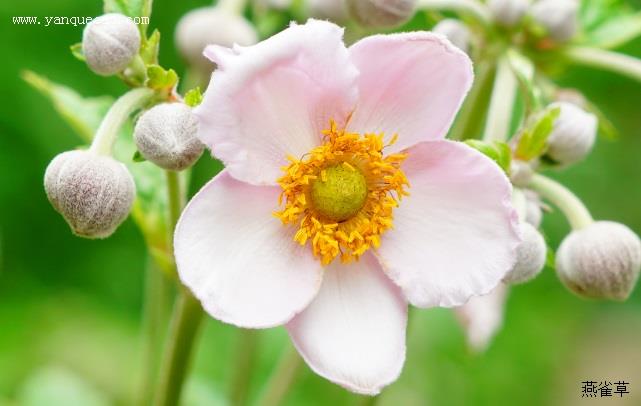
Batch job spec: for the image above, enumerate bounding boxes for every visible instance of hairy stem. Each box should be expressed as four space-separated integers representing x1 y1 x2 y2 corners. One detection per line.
528 174 593 230
564 47 641 85
416 0 491 25
483 57 517 142
449 61 496 140
257 345 304 406
89 87 156 155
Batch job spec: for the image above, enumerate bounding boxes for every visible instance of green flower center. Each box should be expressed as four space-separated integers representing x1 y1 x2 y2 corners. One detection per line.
310 163 368 222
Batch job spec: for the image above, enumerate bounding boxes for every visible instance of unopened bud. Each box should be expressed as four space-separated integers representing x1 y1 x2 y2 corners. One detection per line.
503 222 546 284
545 102 597 166
347 0 417 28
82 13 140 76
524 190 543 228
307 0 349 22
488 0 529 27
44 150 136 239
509 159 533 188
556 221 641 301
530 0 578 42
175 7 258 71
433 19 471 54
134 103 203 171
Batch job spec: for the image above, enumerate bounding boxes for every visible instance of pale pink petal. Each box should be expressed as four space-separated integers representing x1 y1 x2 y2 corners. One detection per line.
174 171 323 328
376 140 520 308
287 253 407 395
454 283 508 352
347 32 473 152
195 20 358 186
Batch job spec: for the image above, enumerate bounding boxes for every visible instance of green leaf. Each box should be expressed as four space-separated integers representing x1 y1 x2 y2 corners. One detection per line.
22 70 111 142
184 87 203 107
506 49 543 112
140 29 160 65
70 43 85 62
132 150 146 162
515 107 560 160
146 65 178 91
584 12 641 49
464 140 513 174
103 0 152 18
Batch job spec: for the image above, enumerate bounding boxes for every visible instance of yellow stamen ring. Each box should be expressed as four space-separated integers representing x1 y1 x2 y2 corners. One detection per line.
274 119 410 265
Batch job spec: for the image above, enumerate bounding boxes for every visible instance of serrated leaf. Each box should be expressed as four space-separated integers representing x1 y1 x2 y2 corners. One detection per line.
515 107 560 160
464 140 512 174
184 87 203 107
140 29 160 65
146 65 178 91
70 43 85 62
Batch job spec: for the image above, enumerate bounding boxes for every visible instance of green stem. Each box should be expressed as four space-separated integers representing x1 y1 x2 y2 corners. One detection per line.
257 345 304 406
564 47 641 85
139 258 171 405
229 330 260 406
166 170 185 232
89 87 155 155
528 174 593 230
449 61 496 140
483 56 517 142
154 289 204 406
416 0 491 25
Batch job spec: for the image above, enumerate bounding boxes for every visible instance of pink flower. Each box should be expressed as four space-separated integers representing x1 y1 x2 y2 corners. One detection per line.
175 20 520 394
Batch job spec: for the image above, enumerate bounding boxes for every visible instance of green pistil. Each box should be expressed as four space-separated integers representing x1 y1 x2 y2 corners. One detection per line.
310 164 368 222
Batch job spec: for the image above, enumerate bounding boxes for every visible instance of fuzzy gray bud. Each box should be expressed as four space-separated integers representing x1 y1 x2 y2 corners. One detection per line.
175 7 258 72
545 102 597 166
488 0 529 27
134 103 203 171
82 13 140 76
44 150 136 239
307 0 349 22
556 221 641 301
433 19 471 53
524 190 543 228
347 0 417 28
530 0 578 42
503 222 547 284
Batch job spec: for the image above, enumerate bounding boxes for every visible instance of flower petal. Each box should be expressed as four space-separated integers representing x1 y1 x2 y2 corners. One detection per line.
376 140 520 308
174 171 323 328
454 283 508 352
195 20 358 185
287 253 407 395
347 32 473 151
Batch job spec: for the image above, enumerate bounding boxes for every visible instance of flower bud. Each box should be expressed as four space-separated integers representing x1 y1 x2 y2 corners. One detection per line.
545 102 597 166
175 7 258 72
347 0 417 28
307 0 349 22
44 150 136 239
509 159 533 188
488 0 529 27
556 221 641 301
82 13 140 76
455 284 507 352
433 19 471 54
529 0 578 42
134 103 203 171
524 190 543 228
503 222 547 285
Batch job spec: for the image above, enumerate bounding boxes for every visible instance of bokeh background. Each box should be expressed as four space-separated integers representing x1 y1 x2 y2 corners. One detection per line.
1 1 640 405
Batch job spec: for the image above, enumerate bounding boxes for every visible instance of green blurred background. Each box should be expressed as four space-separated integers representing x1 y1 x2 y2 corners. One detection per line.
1 1 641 405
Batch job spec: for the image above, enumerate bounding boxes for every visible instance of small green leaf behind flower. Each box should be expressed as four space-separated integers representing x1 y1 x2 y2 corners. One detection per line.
515 106 561 161
184 87 203 107
146 65 178 91
70 43 85 62
465 139 513 175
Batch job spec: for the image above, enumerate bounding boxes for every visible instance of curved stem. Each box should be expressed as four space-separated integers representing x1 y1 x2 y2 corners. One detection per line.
416 0 491 26
528 174 593 230
154 289 204 406
449 61 496 140
218 0 248 14
89 87 156 155
564 47 641 85
483 56 517 142
229 330 260 406
257 344 304 406
166 171 185 234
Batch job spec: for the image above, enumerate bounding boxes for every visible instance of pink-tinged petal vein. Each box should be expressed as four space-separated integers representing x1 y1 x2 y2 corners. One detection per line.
376 140 520 308
287 253 407 395
347 32 473 152
174 171 323 328
195 19 359 186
